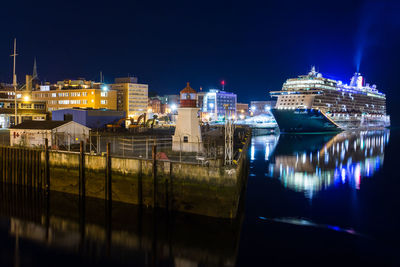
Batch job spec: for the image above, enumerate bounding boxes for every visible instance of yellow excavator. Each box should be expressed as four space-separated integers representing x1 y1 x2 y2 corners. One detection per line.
106 113 147 130
129 113 147 128
146 115 158 128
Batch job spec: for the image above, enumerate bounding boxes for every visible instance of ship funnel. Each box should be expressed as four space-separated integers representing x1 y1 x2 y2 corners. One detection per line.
308 66 318 77
350 72 364 88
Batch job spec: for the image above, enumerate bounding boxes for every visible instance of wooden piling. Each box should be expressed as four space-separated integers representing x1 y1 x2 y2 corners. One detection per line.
33 150 38 188
1 147 5 182
37 150 41 189
45 139 50 191
152 145 157 208
138 160 143 206
7 148 11 183
27 149 32 187
105 143 112 201
79 141 85 197
13 148 17 185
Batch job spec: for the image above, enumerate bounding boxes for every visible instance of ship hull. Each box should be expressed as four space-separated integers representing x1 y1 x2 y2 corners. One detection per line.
271 109 341 133
271 109 390 133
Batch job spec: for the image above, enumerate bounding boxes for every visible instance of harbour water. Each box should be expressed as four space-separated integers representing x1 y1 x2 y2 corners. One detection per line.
0 129 399 266
237 129 400 266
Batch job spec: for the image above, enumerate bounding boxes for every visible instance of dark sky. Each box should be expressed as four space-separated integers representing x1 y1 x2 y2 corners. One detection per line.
1 0 400 124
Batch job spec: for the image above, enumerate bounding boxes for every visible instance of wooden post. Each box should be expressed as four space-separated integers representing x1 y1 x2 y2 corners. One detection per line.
79 141 85 198
105 143 112 202
45 139 50 191
146 138 149 159
1 147 4 183
104 142 112 257
15 148 19 184
31 150 35 188
152 145 157 208
24 149 28 186
27 149 32 187
12 148 16 185
138 160 143 206
35 150 39 189
8 148 10 184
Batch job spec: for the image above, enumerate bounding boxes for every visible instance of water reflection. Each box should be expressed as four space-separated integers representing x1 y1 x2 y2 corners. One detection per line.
253 130 389 199
0 186 241 266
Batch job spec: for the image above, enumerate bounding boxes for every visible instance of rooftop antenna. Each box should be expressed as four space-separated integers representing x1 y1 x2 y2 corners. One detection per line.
221 80 225 91
100 71 103 83
10 38 18 125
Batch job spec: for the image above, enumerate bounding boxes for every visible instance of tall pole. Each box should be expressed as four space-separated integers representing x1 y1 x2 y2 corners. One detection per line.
10 39 18 126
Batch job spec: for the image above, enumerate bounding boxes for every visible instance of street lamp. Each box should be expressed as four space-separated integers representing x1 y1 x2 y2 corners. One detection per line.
170 104 177 111
23 95 30 102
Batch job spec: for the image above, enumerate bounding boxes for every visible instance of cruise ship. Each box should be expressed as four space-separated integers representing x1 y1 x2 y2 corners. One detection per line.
270 67 390 132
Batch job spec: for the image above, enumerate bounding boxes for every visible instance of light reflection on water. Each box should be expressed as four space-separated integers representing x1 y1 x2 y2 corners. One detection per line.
251 130 390 199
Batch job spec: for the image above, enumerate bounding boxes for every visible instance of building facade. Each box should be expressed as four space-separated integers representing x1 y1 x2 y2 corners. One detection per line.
148 97 166 114
202 89 237 121
197 91 205 110
110 77 148 118
0 97 47 128
10 120 90 148
236 103 249 118
250 100 276 116
52 108 125 129
32 88 117 111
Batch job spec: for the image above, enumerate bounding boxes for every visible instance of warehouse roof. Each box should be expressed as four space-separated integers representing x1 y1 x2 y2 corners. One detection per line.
10 120 75 130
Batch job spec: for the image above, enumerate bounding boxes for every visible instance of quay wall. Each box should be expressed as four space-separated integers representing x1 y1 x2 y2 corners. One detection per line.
0 132 251 219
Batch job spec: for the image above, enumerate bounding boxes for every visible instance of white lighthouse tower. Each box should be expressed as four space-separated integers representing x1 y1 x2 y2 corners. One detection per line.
172 82 203 152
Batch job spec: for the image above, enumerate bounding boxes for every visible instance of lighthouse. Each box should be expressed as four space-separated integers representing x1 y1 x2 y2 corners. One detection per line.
172 82 203 152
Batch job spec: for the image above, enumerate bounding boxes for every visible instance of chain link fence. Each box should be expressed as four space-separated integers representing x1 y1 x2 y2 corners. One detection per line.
0 127 250 165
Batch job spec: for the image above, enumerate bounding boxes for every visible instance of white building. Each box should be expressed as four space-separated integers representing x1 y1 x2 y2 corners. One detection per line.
10 120 90 148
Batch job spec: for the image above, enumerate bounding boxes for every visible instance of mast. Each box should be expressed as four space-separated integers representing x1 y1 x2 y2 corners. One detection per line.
10 38 18 125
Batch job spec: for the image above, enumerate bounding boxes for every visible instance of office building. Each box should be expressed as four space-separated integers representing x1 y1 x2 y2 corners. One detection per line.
202 89 237 121
110 77 148 118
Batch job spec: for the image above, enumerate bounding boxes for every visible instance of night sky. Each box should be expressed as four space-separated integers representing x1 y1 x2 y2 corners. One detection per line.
1 0 400 124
